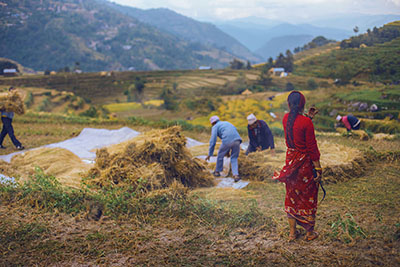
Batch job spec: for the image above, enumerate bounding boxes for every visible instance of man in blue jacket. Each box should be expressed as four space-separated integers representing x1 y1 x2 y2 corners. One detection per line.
205 116 242 182
0 87 24 150
246 114 275 155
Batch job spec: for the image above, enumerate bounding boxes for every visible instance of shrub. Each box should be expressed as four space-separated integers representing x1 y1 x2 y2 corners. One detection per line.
24 92 34 108
307 78 318 90
79 106 99 118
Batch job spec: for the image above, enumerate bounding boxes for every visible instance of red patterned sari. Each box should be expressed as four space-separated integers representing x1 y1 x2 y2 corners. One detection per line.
273 114 320 231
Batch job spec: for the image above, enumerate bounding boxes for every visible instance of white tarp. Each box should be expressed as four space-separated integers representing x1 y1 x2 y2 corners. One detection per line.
216 177 249 189
46 127 141 160
186 137 204 148
197 155 249 189
0 127 141 163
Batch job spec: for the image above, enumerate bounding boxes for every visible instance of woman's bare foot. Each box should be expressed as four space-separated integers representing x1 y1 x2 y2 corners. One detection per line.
288 230 298 241
305 231 319 241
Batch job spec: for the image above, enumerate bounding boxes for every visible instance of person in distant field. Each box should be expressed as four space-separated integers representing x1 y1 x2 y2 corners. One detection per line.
272 91 322 242
246 114 275 156
0 87 24 150
336 114 360 131
205 116 242 182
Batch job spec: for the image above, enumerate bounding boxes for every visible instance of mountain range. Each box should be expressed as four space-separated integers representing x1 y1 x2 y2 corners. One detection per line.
215 14 400 59
104 3 261 63
0 0 258 72
1 0 399 72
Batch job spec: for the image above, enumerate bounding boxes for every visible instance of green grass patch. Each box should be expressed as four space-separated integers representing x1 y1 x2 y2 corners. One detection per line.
328 213 367 243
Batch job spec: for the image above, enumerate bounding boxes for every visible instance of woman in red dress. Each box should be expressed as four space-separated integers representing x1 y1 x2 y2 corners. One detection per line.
273 91 322 241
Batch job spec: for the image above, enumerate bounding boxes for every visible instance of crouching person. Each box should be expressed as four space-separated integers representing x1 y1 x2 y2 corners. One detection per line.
205 116 242 182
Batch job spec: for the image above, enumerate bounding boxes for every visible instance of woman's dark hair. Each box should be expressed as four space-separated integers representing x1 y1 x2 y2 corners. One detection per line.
286 91 305 148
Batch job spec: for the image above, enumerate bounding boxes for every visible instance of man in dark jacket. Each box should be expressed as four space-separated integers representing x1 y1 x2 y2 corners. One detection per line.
0 87 24 150
246 114 275 155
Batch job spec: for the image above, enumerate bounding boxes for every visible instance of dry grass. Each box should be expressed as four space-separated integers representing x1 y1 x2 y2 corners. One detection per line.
0 116 399 266
0 90 25 114
9 147 91 188
1 160 399 266
88 126 215 190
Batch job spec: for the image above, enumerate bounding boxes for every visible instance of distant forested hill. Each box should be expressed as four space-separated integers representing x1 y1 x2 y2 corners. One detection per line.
255 35 314 59
104 3 262 63
0 0 242 72
294 21 400 83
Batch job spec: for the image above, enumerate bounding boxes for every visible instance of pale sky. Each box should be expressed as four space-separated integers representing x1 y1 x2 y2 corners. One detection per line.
110 0 400 22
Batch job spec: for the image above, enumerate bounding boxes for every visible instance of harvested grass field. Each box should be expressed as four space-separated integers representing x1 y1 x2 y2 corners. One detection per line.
0 117 399 266
0 68 399 265
0 133 399 265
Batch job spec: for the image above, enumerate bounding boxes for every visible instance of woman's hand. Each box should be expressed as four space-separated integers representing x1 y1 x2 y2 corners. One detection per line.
306 107 318 119
312 161 322 183
205 155 210 161
314 171 322 183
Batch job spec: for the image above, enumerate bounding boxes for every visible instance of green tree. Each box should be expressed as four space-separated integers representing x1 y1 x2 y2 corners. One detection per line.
307 78 318 90
284 50 294 72
246 60 252 69
335 64 353 85
258 66 272 87
134 77 145 94
229 58 245 70
160 88 178 111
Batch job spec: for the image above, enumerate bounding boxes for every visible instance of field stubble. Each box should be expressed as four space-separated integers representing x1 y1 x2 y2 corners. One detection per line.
0 118 399 265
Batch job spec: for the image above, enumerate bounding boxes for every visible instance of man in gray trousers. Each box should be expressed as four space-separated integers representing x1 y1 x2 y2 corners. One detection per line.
205 116 242 182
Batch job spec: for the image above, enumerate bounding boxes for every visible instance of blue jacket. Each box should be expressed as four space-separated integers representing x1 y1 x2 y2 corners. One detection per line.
1 111 14 119
208 121 242 156
247 120 274 154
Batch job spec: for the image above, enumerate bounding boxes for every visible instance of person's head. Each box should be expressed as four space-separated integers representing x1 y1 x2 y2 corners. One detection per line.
286 91 306 148
336 115 342 122
8 86 14 92
247 114 257 127
209 115 220 126
287 90 305 113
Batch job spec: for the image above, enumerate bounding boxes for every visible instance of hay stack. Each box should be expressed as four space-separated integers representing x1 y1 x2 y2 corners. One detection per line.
0 91 25 115
336 127 369 140
238 140 362 183
238 151 280 181
88 126 215 190
9 147 92 188
322 157 367 184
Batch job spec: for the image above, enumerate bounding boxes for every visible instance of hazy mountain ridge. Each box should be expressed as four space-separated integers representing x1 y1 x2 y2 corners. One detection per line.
310 14 400 32
216 14 399 60
104 3 262 63
218 22 351 55
255 35 315 59
294 21 400 83
0 0 242 72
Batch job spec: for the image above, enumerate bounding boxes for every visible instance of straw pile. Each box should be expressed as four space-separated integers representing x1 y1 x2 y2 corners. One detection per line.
238 140 363 183
5 147 92 188
322 157 367 184
0 91 25 115
238 151 281 181
336 127 369 140
87 126 215 190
